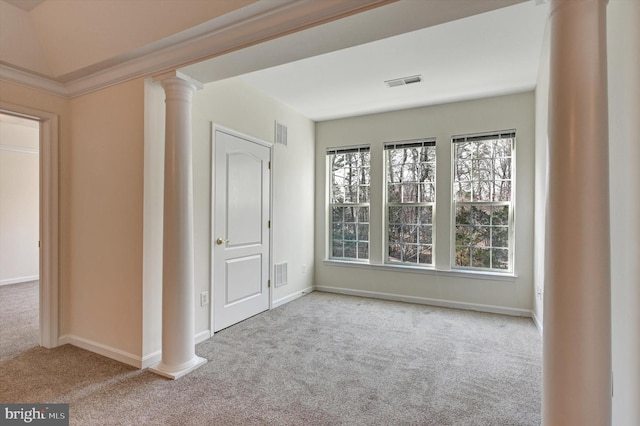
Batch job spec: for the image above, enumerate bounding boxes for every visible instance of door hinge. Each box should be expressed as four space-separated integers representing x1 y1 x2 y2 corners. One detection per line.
268 161 271 170
268 220 271 228
268 280 271 288
38 241 41 248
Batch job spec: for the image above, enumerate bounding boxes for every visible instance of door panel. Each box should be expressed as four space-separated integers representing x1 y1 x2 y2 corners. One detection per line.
227 152 263 247
213 129 270 332
225 254 262 305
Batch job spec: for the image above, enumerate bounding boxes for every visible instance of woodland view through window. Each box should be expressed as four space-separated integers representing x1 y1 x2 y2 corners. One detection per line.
452 131 515 271
328 146 370 261
385 139 436 266
327 130 515 273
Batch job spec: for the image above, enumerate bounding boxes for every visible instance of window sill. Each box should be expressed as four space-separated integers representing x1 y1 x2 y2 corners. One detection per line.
322 259 517 282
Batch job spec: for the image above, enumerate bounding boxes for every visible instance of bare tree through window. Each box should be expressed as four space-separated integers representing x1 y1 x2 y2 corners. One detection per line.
453 131 514 271
328 146 370 260
385 139 436 266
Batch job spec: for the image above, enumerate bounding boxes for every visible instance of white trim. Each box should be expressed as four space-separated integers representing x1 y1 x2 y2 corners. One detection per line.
141 351 162 369
0 144 39 154
322 259 517 282
0 65 67 97
273 286 315 309
58 335 143 368
195 330 211 344
0 275 39 286
210 124 274 334
142 78 165 373
152 70 204 90
314 285 532 318
0 0 392 98
532 309 543 335
59 329 209 370
0 102 59 350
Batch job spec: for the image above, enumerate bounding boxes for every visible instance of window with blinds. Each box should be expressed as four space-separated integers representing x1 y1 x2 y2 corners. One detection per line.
327 146 370 260
385 139 436 266
452 130 515 271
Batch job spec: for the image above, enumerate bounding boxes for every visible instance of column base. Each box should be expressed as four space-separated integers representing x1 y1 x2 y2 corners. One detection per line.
149 355 207 380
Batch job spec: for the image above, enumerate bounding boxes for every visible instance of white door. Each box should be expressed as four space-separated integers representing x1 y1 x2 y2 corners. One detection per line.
213 128 271 332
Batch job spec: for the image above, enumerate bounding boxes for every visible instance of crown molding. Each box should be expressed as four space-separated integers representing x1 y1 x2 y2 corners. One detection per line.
0 0 395 98
0 144 39 154
0 64 68 97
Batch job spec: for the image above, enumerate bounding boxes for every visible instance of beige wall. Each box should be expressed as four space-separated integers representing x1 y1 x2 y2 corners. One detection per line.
0 119 39 285
67 78 145 357
315 92 535 314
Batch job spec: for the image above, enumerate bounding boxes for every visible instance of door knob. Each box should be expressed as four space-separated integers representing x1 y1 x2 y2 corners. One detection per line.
216 238 229 245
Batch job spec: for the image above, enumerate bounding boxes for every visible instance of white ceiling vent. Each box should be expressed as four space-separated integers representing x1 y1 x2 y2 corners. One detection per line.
384 75 423 88
275 120 288 146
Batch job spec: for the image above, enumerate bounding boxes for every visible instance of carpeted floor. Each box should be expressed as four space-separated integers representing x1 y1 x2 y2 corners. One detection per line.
1 288 542 425
0 280 39 361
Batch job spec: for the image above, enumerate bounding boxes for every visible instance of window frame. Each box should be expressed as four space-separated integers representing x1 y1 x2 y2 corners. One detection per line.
327 145 371 262
384 138 437 267
450 130 516 273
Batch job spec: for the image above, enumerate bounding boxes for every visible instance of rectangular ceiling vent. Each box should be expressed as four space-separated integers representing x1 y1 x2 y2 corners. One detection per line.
385 75 423 88
275 120 288 146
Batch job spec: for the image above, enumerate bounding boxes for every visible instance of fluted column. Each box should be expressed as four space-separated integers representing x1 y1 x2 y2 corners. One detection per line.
150 71 206 379
544 0 611 424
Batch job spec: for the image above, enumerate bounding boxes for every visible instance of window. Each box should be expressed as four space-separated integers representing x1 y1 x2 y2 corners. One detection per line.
385 139 436 266
452 131 515 272
327 146 370 260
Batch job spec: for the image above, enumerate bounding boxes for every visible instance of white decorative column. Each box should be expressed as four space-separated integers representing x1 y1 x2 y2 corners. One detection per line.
150 71 206 379
544 0 611 424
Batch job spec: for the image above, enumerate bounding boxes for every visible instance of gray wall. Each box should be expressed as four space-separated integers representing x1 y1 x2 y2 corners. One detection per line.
315 92 535 314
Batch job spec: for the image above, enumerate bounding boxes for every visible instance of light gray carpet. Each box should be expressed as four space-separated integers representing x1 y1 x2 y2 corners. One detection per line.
1 290 541 425
0 280 39 361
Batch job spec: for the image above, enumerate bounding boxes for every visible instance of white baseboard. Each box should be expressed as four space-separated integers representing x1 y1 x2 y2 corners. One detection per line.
58 334 143 368
0 275 39 286
59 331 214 370
272 286 314 308
314 285 533 318
195 330 211 344
141 351 162 369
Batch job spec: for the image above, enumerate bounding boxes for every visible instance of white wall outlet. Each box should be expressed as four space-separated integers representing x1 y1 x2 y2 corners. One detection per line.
200 291 209 306
302 264 307 273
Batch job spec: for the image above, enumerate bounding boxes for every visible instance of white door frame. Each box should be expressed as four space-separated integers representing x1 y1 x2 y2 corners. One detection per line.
0 101 59 349
210 124 273 335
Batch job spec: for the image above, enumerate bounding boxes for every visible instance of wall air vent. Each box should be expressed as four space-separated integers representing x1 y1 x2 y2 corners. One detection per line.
384 75 423 88
275 120 288 146
274 262 288 287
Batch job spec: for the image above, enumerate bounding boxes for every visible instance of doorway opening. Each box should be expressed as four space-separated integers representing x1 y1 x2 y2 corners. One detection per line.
0 102 60 350
0 113 39 358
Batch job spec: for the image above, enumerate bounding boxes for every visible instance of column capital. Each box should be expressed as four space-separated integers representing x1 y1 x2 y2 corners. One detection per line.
153 70 204 91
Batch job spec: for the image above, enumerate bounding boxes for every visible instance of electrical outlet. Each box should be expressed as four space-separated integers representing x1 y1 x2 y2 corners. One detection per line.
200 291 209 306
302 264 307 273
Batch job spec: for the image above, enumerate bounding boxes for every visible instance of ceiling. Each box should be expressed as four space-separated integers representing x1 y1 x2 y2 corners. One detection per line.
0 0 548 110
2 0 44 12
230 1 549 121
